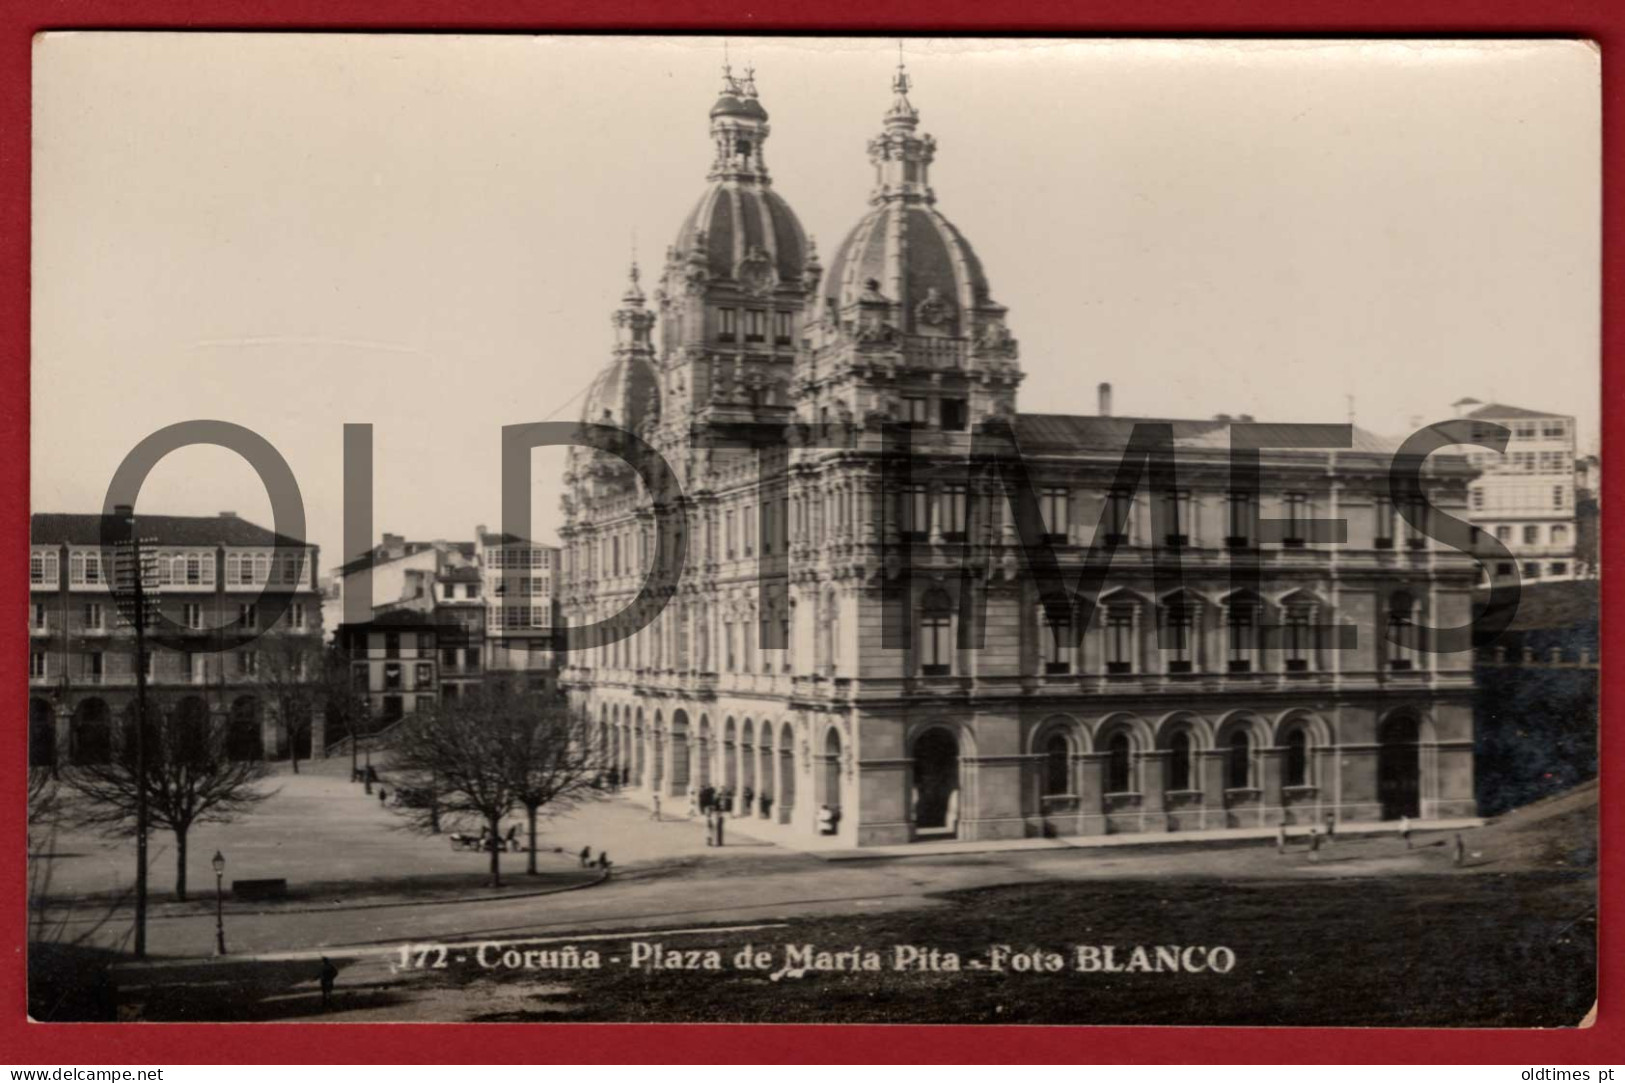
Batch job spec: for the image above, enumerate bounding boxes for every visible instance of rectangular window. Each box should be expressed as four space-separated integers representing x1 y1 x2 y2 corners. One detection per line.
415 662 433 686
1227 603 1257 673
282 554 299 585
1163 489 1191 548
774 310 793 346
468 583 480 599
1404 497 1428 549
238 604 258 631
30 651 47 679
1471 488 1485 511
466 647 481 669
1105 490 1132 545
717 308 737 343
903 396 929 425
183 603 203 630
1550 561 1568 577
940 398 968 431
725 510 737 557
143 650 155 681
1164 602 1194 673
898 485 929 541
85 651 104 682
920 615 953 676
289 604 306 630
384 632 400 659
83 603 103 631
30 551 58 587
1374 496 1395 549
1523 562 1542 580
1284 608 1313 672
383 661 402 690
1282 493 1309 547
1044 616 1072 675
1105 607 1135 674
190 653 207 684
1226 493 1255 548
1523 524 1540 545
1542 421 1567 437
1040 487 1069 541
1554 485 1567 510
941 485 969 541
239 650 258 676
32 603 47 631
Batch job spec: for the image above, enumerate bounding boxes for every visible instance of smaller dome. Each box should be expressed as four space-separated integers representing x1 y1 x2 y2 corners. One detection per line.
580 353 660 432
709 94 750 119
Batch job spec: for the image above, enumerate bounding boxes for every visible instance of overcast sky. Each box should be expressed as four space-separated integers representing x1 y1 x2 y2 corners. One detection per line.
32 35 1599 565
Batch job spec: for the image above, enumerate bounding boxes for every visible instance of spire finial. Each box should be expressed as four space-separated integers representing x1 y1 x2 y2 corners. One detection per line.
742 62 758 99
721 40 738 93
893 39 909 95
884 39 919 128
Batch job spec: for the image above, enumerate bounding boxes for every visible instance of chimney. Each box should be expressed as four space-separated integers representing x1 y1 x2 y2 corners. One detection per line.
218 510 237 518
1097 382 1112 417
382 532 406 558
113 504 134 518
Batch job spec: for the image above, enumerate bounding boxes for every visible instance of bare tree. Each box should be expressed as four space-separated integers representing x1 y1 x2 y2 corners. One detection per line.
63 699 275 900
498 688 607 875
387 679 600 885
256 632 324 773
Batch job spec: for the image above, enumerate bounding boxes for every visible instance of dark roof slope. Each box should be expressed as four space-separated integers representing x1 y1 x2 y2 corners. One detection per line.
31 512 310 548
1466 403 1568 421
1013 414 1401 455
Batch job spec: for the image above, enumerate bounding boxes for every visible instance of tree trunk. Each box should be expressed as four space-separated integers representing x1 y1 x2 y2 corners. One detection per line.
527 804 539 875
174 826 188 901
487 813 502 888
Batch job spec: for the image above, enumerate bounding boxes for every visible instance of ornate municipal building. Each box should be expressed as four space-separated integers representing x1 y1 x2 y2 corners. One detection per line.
558 61 1479 846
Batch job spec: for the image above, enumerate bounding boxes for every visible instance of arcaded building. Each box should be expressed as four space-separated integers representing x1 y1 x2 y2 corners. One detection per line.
558 63 1480 846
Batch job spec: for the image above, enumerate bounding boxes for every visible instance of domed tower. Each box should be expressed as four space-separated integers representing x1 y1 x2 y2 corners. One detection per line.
805 59 1022 432
657 63 818 427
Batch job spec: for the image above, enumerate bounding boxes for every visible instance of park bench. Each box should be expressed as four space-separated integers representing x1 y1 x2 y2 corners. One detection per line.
231 878 288 901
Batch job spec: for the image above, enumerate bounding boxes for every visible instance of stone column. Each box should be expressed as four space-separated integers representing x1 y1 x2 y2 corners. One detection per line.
1261 746 1284 824
1139 750 1168 816
1077 751 1107 836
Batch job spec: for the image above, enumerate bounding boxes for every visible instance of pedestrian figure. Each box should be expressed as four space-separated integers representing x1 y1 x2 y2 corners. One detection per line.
1400 814 1412 849
651 794 661 821
714 810 725 848
1308 826 1321 862
1276 824 1287 855
1324 812 1336 843
579 845 591 868
319 956 338 1010
597 851 611 875
378 787 387 805
1453 833 1466 867
507 824 521 850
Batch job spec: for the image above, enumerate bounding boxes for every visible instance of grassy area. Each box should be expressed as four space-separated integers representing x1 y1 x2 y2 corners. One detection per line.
447 871 1594 1027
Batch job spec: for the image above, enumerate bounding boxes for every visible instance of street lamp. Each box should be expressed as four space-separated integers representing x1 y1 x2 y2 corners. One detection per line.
211 850 227 956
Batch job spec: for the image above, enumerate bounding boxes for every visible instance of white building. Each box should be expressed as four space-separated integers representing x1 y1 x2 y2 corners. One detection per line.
1455 400 1578 584
475 526 559 679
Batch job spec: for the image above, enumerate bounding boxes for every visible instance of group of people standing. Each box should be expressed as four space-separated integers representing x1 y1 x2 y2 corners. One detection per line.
1274 814 1470 866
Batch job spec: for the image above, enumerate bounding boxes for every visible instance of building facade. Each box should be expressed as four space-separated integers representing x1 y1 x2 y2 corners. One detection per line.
1455 400 1581 585
476 526 560 687
558 64 1481 846
29 510 326 767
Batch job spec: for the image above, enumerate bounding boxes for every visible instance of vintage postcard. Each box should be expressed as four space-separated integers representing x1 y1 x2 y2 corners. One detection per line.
26 33 1599 1027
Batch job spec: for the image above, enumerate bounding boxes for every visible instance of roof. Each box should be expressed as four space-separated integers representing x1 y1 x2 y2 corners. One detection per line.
824 203 993 327
439 566 482 582
1493 580 1599 633
672 182 808 286
1012 414 1404 456
334 539 475 575
1465 403 1570 421
31 512 310 549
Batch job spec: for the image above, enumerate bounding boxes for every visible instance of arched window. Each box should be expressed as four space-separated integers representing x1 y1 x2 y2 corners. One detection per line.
1285 729 1309 787
1107 733 1132 793
1227 731 1252 789
1169 732 1192 791
1043 733 1070 796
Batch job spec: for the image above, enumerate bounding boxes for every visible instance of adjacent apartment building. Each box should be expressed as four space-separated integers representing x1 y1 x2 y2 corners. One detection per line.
29 509 325 766
1454 399 1581 585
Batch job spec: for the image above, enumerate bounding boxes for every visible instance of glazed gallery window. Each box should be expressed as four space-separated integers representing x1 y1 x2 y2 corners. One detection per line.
1104 605 1135 674
1226 600 1259 673
1039 487 1068 540
30 550 59 586
69 551 102 586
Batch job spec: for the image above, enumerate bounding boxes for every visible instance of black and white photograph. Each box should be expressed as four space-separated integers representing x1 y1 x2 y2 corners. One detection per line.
26 34 1600 1027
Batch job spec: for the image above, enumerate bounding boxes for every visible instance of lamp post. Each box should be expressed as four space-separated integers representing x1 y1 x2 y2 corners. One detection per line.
211 850 227 956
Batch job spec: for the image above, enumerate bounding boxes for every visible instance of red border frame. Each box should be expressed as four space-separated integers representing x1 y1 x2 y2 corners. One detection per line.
3 1 1618 1064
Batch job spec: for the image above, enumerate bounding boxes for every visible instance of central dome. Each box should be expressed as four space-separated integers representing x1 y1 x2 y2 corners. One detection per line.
822 203 991 335
672 184 809 286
